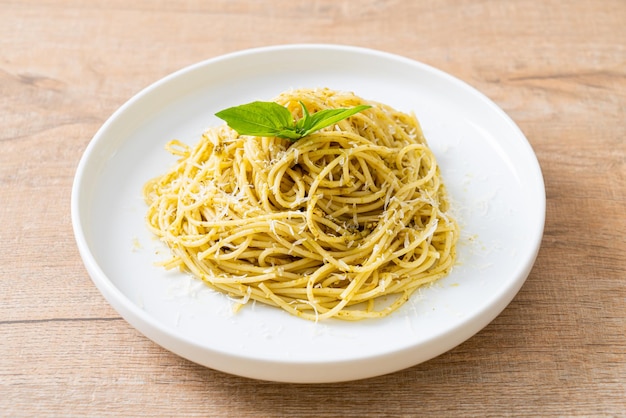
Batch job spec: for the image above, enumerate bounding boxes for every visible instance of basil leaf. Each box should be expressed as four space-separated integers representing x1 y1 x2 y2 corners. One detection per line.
295 101 311 132
299 105 371 137
215 101 295 137
215 99 371 141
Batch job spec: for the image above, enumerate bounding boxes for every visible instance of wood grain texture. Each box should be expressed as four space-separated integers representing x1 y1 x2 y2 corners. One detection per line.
1 0 624 416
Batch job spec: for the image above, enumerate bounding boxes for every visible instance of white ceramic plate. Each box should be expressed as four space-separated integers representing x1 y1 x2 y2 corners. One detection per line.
72 44 545 383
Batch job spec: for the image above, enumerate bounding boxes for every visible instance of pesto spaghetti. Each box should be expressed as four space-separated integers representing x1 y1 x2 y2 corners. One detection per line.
143 88 458 321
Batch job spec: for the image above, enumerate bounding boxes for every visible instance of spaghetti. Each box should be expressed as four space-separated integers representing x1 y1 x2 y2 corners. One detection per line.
143 88 458 321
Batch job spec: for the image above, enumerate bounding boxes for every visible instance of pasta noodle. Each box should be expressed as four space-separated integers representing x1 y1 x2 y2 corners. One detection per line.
143 88 458 321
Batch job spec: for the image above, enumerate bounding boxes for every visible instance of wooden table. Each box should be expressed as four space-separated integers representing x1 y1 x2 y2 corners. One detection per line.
2 1 624 416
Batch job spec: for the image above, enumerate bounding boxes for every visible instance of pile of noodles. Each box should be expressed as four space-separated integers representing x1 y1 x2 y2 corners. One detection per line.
143 88 458 321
